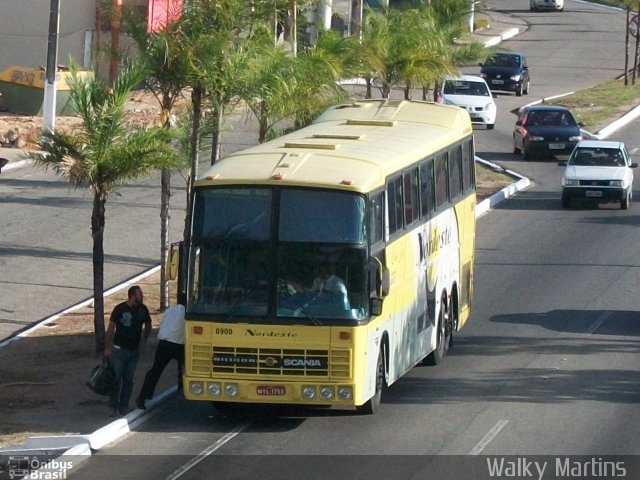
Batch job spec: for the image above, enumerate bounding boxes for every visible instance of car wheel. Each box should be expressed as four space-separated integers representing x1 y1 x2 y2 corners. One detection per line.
523 143 533 161
621 191 631 210
524 80 530 95
516 83 523 97
562 192 571 209
487 123 495 130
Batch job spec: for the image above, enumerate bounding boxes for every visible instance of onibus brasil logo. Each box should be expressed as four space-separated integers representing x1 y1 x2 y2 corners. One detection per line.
6 456 73 479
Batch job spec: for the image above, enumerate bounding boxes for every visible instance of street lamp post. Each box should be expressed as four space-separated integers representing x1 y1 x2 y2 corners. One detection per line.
42 0 60 137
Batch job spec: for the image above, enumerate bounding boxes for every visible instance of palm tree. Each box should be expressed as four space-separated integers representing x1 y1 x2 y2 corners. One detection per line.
127 6 191 310
27 62 178 353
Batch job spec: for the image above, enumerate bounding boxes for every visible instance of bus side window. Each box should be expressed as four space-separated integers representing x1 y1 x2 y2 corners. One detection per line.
403 168 419 226
461 138 475 193
448 145 463 200
419 159 435 218
434 152 449 209
369 192 385 246
387 175 404 235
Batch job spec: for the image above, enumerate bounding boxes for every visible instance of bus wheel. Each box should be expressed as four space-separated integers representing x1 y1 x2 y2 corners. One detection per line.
426 298 451 366
357 349 384 415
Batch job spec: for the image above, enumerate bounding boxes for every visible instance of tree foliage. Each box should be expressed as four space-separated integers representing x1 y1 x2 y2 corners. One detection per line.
28 62 178 352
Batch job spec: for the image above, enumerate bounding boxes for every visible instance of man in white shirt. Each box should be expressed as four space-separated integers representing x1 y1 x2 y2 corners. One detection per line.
311 262 350 310
136 304 185 410
312 262 348 296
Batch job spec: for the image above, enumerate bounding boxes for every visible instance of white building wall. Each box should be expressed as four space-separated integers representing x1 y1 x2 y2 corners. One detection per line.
0 0 96 73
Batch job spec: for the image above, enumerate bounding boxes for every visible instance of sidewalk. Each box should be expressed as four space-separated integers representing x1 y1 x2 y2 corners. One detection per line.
0 7 533 478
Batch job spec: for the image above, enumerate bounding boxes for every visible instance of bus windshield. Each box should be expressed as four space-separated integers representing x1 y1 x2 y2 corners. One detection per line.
188 187 368 322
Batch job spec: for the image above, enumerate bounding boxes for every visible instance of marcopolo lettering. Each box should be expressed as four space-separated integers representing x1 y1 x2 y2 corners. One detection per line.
212 354 257 366
245 329 298 338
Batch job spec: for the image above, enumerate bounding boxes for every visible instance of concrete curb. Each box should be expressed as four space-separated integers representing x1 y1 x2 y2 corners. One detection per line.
593 104 640 139
475 157 531 218
482 27 521 47
86 386 176 451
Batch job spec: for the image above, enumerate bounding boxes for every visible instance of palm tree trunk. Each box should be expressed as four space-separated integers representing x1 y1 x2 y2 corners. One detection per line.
160 167 171 310
382 82 391 99
209 93 224 165
185 86 203 244
91 192 106 353
433 79 442 103
259 102 269 143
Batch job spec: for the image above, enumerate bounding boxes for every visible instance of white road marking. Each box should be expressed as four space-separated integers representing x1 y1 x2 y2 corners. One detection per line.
165 420 252 480
469 419 509 455
585 310 612 335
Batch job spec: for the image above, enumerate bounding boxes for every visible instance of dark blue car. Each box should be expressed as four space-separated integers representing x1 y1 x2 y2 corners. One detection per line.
480 52 530 97
513 105 583 161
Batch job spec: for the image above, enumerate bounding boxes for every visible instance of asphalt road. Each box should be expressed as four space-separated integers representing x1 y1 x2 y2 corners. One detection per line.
4 0 640 478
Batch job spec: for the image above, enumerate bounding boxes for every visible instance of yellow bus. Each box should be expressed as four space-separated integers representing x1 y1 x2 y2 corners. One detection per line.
172 99 476 414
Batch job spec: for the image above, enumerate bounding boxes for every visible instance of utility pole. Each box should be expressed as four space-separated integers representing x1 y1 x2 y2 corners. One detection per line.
109 0 122 85
42 0 60 137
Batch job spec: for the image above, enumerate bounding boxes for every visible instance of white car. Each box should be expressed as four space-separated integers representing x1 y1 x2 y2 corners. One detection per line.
441 75 496 130
530 0 564 11
560 140 637 209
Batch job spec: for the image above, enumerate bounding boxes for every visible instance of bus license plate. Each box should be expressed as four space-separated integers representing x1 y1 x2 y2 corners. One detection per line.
257 386 285 396
549 143 565 149
586 190 603 197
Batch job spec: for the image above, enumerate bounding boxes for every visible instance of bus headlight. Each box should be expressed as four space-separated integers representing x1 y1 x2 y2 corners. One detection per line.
208 382 221 396
338 386 353 400
225 383 239 397
189 381 204 396
319 386 334 400
302 386 316 400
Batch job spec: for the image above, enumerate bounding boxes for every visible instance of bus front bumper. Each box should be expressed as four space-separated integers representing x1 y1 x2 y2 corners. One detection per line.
183 377 361 406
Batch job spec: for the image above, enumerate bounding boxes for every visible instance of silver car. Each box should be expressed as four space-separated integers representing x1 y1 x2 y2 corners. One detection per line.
530 0 564 11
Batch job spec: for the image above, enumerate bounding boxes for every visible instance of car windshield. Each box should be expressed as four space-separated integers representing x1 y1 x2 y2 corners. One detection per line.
444 80 490 96
486 54 520 68
527 110 576 127
569 148 625 167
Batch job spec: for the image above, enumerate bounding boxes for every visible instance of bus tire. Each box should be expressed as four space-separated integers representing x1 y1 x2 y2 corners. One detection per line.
357 348 384 415
426 297 451 366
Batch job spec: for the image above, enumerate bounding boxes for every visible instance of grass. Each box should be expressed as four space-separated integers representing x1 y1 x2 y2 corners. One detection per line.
549 78 640 133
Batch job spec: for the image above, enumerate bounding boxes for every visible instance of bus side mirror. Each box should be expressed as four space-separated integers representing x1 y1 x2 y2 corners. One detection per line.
380 267 390 297
369 257 390 298
168 241 188 306
370 298 383 316
168 242 180 280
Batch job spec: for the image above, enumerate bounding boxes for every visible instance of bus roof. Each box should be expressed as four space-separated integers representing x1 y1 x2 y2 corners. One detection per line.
196 99 473 193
